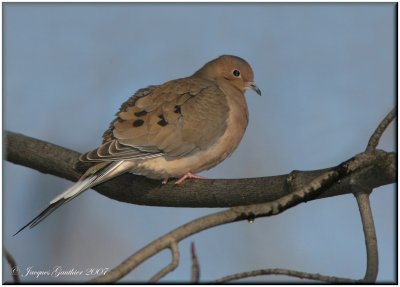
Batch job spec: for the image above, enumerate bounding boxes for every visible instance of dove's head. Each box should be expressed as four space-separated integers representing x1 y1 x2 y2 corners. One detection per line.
194 55 261 96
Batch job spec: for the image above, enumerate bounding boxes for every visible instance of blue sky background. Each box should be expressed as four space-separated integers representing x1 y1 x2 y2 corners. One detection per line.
3 3 396 283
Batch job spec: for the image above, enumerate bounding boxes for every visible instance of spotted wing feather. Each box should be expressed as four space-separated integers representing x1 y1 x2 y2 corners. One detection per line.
80 77 229 162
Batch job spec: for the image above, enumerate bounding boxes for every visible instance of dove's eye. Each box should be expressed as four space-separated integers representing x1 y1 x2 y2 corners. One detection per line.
232 69 241 77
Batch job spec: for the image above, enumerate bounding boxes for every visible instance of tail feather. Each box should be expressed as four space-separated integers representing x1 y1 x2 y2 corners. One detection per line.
14 160 125 236
49 177 96 205
14 196 73 236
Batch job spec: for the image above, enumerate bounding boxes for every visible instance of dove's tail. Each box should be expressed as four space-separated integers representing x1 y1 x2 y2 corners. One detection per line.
14 160 126 236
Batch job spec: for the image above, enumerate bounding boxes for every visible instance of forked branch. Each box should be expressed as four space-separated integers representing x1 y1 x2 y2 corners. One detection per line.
91 149 388 282
149 241 179 282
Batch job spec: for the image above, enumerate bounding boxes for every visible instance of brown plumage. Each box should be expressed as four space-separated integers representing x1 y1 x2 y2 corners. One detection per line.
15 55 261 235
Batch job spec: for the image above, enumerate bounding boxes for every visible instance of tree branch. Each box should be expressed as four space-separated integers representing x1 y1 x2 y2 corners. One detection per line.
190 242 200 283
354 191 379 282
213 268 357 283
5 108 396 283
91 151 383 282
366 107 396 152
3 249 20 283
216 108 395 284
217 189 380 284
5 131 395 208
149 241 179 282
357 108 395 282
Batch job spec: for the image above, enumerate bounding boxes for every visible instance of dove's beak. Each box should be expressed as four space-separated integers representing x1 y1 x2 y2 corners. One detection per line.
248 82 262 96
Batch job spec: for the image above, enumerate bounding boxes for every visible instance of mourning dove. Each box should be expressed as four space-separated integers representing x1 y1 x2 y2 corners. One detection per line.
15 55 261 235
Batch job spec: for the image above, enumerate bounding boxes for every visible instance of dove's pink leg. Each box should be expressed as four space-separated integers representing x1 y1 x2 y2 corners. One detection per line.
174 172 206 185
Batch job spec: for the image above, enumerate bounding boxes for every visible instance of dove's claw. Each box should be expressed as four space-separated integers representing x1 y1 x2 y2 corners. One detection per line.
174 173 206 185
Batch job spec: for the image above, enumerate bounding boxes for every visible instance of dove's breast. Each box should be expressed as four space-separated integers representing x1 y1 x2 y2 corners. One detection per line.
135 86 249 179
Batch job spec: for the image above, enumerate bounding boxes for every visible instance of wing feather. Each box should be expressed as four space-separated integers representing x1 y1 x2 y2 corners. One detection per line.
80 77 229 162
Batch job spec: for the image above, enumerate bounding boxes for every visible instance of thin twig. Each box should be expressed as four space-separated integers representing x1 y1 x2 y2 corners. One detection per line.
214 268 357 283
4 248 21 283
149 241 179 282
190 242 200 283
91 153 375 282
366 108 396 152
354 191 379 283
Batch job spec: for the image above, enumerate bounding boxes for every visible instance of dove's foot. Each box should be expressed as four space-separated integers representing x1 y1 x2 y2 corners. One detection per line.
174 172 206 185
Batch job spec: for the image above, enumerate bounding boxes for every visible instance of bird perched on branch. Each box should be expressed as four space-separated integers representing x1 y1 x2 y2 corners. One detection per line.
15 55 261 235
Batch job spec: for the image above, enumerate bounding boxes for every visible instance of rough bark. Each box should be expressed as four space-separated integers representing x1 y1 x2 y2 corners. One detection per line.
5 131 396 208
